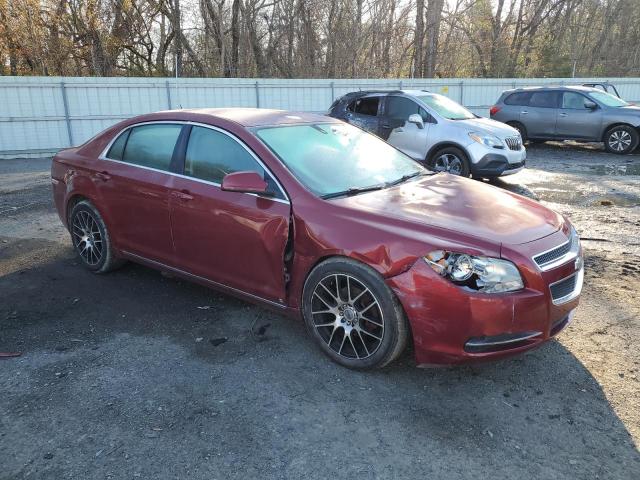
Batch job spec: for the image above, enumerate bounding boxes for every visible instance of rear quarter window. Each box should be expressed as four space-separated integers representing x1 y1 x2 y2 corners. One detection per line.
504 92 532 106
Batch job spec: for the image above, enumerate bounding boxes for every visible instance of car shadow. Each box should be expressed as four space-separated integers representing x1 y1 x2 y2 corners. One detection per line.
1 237 639 478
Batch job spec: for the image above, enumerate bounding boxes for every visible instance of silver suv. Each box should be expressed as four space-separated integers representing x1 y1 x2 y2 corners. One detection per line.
328 90 526 178
491 85 640 154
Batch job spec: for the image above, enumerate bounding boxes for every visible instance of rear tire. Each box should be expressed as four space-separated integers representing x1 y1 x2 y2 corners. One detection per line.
604 125 639 154
427 146 471 177
507 122 528 143
69 200 124 273
302 257 408 369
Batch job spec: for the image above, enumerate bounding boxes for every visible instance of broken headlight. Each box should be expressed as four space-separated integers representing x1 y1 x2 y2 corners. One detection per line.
424 251 524 293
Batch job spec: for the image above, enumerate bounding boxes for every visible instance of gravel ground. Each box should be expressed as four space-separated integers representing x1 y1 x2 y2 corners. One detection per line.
1 142 639 479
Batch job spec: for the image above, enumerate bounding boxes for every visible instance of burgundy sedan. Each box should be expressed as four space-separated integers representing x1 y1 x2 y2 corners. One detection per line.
51 108 583 369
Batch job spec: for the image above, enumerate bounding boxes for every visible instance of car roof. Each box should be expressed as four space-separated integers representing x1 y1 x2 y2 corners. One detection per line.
143 108 340 128
504 85 600 94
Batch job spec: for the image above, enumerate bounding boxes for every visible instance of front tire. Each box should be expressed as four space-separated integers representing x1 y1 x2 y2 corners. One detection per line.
302 258 408 369
69 200 124 273
604 125 639 154
427 146 471 177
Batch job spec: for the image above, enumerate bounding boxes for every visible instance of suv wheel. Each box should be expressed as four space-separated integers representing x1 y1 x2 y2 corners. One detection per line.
428 147 470 177
604 125 639 154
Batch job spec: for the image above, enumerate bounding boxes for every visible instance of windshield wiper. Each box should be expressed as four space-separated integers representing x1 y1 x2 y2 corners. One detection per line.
386 171 429 186
321 183 386 200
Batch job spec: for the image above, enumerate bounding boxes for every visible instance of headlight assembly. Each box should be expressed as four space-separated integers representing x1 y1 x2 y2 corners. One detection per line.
424 251 524 293
468 132 504 149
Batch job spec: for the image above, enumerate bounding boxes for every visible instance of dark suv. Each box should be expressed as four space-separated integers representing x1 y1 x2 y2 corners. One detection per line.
490 86 640 154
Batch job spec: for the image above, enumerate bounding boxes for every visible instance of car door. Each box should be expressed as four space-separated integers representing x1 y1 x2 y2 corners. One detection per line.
169 125 290 304
344 96 382 136
382 96 432 160
97 122 183 264
556 91 603 140
521 91 560 138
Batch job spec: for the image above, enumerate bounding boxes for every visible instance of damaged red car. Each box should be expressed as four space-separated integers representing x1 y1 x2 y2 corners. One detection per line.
51 109 583 369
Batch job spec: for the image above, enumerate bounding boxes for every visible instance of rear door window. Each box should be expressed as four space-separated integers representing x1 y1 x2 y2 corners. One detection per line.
120 124 183 171
505 92 532 106
529 91 560 108
349 97 380 116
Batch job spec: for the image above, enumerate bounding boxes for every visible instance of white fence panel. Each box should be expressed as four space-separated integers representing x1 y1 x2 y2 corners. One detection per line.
1 76 639 158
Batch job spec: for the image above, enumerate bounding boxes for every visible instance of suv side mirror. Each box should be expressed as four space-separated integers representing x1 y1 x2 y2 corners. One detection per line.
584 100 598 110
408 113 425 129
221 171 270 195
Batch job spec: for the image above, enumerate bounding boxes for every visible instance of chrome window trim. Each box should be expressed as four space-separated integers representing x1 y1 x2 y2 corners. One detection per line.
98 120 290 205
549 267 584 306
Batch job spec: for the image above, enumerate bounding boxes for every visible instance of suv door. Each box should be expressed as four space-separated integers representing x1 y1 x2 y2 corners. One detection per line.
382 96 432 160
521 91 561 138
344 96 382 135
556 91 602 140
98 123 183 264
169 125 290 304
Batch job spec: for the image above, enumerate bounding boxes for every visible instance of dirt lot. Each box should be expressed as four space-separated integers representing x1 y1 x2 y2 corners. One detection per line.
1 143 639 479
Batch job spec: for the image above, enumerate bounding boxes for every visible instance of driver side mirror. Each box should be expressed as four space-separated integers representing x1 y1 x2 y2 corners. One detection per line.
221 171 270 196
408 113 425 129
584 100 598 110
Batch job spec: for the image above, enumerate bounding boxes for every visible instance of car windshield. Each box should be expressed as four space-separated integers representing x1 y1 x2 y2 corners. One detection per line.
416 94 475 120
589 91 628 107
255 123 427 199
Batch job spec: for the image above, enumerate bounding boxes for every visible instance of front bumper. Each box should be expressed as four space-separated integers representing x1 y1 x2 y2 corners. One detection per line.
466 142 527 177
386 229 582 365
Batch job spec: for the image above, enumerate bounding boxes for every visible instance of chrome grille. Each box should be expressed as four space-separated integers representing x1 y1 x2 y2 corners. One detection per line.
550 274 577 302
505 136 522 151
534 241 571 267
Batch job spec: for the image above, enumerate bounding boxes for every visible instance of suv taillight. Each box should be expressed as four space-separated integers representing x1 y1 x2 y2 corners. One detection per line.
489 105 501 116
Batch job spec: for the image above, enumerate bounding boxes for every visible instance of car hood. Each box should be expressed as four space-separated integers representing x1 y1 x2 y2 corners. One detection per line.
453 116 519 138
332 174 563 246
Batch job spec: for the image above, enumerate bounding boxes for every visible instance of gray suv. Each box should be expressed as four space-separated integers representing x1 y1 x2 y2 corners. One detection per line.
491 86 640 154
328 90 526 178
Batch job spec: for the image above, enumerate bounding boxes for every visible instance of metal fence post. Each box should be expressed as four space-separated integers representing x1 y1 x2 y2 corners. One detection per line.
255 81 260 108
399 80 403 89
330 81 335 102
165 80 172 109
459 80 465 104
60 81 74 147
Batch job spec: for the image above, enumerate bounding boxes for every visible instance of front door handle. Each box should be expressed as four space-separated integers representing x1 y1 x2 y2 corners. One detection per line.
94 171 111 182
172 190 193 201
520 110 529 115
559 112 568 117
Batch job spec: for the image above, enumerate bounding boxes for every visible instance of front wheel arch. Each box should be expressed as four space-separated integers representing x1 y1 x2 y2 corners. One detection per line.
602 123 640 153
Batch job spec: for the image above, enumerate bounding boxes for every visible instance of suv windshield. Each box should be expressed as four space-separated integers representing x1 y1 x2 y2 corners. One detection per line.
255 123 427 199
416 94 475 120
588 91 628 107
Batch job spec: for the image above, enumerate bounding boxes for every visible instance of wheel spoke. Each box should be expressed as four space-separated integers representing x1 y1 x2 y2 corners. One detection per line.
338 334 347 355
313 291 333 310
314 321 336 328
319 281 339 304
348 335 359 359
311 309 333 315
360 329 382 341
357 330 370 356
360 315 383 328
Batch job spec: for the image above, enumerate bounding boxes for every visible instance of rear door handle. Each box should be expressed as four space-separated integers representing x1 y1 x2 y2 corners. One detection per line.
520 110 529 115
94 171 111 182
559 112 568 117
171 190 193 201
